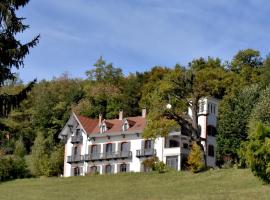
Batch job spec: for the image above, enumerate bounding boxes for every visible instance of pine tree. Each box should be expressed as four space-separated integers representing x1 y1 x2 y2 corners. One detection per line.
0 0 39 117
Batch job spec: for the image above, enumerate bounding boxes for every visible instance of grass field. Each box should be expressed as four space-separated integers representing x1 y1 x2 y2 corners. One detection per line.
0 169 270 200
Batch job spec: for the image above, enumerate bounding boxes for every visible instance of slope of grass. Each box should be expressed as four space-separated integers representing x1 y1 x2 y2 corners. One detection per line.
0 169 270 200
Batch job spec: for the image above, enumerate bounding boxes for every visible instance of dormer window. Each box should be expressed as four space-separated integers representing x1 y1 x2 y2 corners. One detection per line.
100 124 106 133
122 120 129 131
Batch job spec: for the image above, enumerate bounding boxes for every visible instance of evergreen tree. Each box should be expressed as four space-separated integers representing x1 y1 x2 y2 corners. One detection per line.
0 0 39 117
14 137 26 158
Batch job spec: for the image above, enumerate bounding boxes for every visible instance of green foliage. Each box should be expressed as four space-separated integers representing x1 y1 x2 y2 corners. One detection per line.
241 122 270 183
30 132 50 176
141 156 169 173
0 156 30 182
217 84 261 163
249 86 270 126
187 142 205 173
14 137 26 158
0 0 39 84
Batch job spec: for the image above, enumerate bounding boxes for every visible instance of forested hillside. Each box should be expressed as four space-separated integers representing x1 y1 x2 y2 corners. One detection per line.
1 49 270 182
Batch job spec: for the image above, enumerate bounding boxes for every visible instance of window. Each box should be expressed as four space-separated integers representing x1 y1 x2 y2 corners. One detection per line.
105 165 112 174
120 163 127 172
101 124 106 133
121 142 128 152
169 139 180 148
166 156 178 170
74 146 78 155
123 122 129 131
213 105 216 114
207 125 217 136
91 145 98 154
74 167 80 176
90 166 97 173
200 101 205 113
106 143 113 153
183 143 189 149
75 129 80 136
145 140 152 149
208 145 215 157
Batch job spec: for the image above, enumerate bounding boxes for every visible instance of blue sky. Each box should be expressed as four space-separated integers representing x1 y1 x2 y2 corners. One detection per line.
16 0 270 83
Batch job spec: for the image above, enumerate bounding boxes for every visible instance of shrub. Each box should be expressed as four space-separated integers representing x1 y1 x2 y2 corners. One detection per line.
187 142 205 173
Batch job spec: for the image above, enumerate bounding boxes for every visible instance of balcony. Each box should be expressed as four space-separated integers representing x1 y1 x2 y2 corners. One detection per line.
67 155 84 163
136 149 156 158
71 135 83 144
84 151 132 161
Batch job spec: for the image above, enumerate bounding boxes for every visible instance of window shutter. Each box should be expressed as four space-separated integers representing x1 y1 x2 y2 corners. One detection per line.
151 140 154 149
141 140 145 149
111 164 115 174
112 143 116 153
80 166 84 175
126 164 130 172
127 142 131 151
97 144 101 153
118 142 121 152
102 165 106 174
97 166 101 174
71 167 74 176
103 144 106 154
88 145 91 154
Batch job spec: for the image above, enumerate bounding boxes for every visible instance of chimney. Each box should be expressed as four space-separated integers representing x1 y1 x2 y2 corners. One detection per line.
142 108 147 118
99 113 102 126
119 110 123 120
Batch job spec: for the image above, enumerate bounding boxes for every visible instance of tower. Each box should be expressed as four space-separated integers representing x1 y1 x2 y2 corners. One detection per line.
198 97 219 167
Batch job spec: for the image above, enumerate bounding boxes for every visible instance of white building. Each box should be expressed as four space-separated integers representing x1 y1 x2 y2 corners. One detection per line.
58 97 218 177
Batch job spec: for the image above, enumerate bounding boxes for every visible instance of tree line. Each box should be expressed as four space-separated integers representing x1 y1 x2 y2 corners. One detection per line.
1 0 270 183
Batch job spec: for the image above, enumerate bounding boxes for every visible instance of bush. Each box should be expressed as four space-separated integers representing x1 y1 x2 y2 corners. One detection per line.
142 157 169 173
187 142 205 173
241 122 270 183
0 156 30 181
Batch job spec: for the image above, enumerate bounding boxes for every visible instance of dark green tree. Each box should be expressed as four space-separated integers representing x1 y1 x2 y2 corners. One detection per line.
0 0 39 116
216 84 261 164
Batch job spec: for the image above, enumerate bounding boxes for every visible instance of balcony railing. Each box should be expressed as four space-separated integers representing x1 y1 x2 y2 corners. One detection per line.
84 151 132 161
71 135 83 144
136 149 156 157
67 155 84 163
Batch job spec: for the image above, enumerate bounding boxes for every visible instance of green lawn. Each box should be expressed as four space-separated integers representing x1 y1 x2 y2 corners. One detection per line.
0 169 269 200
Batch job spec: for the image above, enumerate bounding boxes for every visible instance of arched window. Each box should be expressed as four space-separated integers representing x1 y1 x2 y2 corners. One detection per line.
121 142 128 152
106 143 113 153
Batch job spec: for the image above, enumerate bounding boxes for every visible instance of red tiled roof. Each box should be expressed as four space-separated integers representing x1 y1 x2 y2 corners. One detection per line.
75 114 99 134
75 113 146 135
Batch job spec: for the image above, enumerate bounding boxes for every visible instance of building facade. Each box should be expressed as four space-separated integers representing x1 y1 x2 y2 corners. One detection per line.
58 97 218 177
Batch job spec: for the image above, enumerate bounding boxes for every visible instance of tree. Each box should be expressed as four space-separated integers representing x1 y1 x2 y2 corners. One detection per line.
187 142 205 173
0 0 39 117
30 132 50 176
230 49 263 83
216 84 261 164
242 122 270 183
142 58 229 141
0 0 39 84
14 137 26 158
